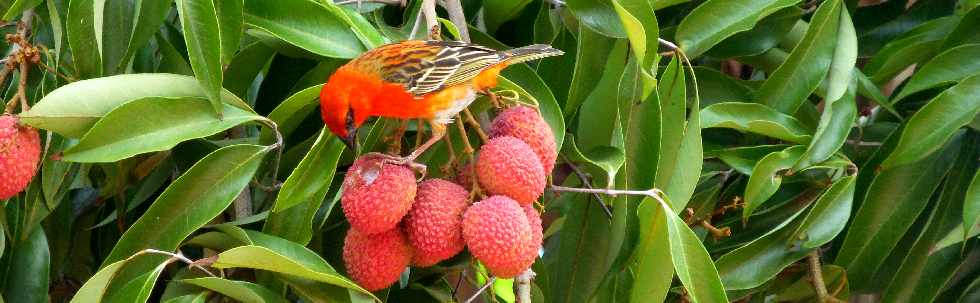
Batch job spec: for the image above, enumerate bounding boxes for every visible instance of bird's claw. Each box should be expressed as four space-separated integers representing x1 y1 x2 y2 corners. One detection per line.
364 152 428 180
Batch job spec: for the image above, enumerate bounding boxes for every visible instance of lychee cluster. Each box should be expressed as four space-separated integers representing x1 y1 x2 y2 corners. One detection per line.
341 105 556 291
0 115 40 201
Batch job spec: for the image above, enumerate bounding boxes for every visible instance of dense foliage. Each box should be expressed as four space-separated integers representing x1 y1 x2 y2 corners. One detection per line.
0 0 977 302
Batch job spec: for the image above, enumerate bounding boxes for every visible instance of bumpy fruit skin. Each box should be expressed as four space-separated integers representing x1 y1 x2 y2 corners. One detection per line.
489 106 557 175
342 228 413 291
519 205 543 269
0 115 40 200
462 196 532 278
476 136 546 206
404 179 469 266
341 157 417 235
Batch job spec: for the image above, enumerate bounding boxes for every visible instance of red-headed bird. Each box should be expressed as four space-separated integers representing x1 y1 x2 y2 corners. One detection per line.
320 40 562 168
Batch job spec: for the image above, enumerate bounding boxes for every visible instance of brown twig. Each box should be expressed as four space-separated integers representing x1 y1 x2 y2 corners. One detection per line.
464 277 495 303
561 157 613 219
441 0 470 42
462 108 489 143
515 269 535 303
808 251 845 303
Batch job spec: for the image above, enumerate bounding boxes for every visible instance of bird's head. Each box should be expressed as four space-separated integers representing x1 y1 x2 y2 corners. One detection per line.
320 70 372 150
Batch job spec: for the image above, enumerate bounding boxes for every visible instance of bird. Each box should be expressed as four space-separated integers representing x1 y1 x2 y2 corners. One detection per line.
320 40 563 170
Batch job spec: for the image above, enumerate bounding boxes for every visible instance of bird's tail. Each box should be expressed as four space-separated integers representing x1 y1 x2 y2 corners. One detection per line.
501 44 564 64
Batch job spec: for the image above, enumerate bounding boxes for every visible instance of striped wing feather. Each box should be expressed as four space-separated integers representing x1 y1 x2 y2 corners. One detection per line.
379 41 504 96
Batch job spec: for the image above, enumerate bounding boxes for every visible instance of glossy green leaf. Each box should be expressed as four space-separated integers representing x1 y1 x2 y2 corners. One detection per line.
216 0 244 65
105 259 171 303
260 84 322 144
823 6 857 102
577 40 627 153
881 75 980 168
611 0 658 77
162 293 209 303
272 128 342 212
630 199 671 303
182 277 289 303
62 97 263 162
864 17 956 84
211 245 375 298
101 144 268 266
2 0 42 20
756 0 843 113
693 67 754 107
176 0 225 116
964 169 980 241
712 145 789 175
715 204 809 289
654 57 702 211
676 0 799 58
483 0 533 33
562 24 616 118
836 133 962 290
791 176 855 247
654 196 729 302
941 4 980 49
243 0 366 58
743 145 806 218
893 44 980 102
105 0 171 74
700 102 812 144
565 0 625 38
66 0 103 79
20 74 252 138
792 84 856 170
70 259 128 302
224 42 276 99
1 225 49 303
706 7 802 58
548 191 617 303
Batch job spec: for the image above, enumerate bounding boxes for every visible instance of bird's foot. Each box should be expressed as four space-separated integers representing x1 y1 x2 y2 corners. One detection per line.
364 152 428 180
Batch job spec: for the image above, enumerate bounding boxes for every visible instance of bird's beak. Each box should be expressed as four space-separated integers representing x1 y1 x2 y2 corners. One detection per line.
343 129 358 151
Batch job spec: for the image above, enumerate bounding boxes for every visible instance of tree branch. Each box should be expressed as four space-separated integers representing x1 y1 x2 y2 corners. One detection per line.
515 269 535 303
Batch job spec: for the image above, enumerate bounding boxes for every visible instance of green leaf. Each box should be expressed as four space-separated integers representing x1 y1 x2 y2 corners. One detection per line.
66 0 103 79
655 197 729 303
547 190 617 303
712 145 789 175
676 0 799 58
483 0 533 34
61 97 263 163
715 203 810 290
104 259 171 303
755 0 843 113
101 144 268 268
162 293 209 303
211 245 375 299
743 145 806 218
2 0 42 20
836 133 962 290
823 6 856 103
654 57 702 211
791 175 856 248
561 24 615 118
611 0 658 78
892 44 980 102
216 0 244 65
70 258 129 302
577 40 628 153
941 4 980 49
964 169 980 241
271 128 343 212
1 225 49 303
243 0 367 58
176 0 225 116
260 84 322 145
223 42 276 98
630 199 671 303
565 0 625 38
110 0 171 74
181 277 289 303
881 75 980 168
700 102 812 144
792 84 856 170
864 17 956 84
705 6 802 58
20 74 252 138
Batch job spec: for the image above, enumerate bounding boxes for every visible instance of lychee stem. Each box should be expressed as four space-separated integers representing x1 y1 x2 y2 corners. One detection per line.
414 118 425 150
516 269 535 303
463 108 489 143
454 114 475 155
440 132 456 175
550 185 663 200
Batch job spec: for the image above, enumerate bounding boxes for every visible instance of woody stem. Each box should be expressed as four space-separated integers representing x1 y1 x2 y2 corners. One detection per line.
463 108 489 143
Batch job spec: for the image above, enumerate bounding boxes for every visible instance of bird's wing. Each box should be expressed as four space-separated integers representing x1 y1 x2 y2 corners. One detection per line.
379 40 504 96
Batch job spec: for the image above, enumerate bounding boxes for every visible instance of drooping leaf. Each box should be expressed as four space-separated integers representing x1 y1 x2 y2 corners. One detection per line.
216 0 244 65
176 0 225 116
881 75 980 168
66 0 103 79
743 145 806 218
864 17 957 84
562 24 616 118
181 277 289 303
836 133 962 290
243 0 367 58
791 175 856 248
963 167 980 241
700 102 812 144
892 43 980 102
792 84 857 170
611 0 658 82
755 0 844 114
105 0 170 74
1 225 49 303
211 245 375 299
20 74 252 138
655 196 729 303
70 259 129 303
564 0 625 38
61 97 263 163
706 6 802 58
676 0 799 58
630 199 671 303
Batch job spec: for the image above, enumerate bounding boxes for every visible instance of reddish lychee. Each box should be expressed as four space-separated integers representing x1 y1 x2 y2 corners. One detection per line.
462 196 532 278
403 179 469 266
519 204 543 269
476 136 546 206
342 228 413 291
0 115 40 200
341 156 417 235
489 106 557 175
